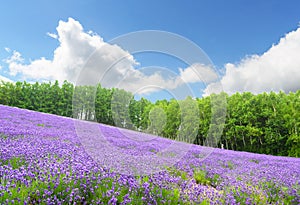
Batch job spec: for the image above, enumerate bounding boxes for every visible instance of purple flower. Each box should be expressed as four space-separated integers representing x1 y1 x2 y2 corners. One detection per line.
0 105 299 204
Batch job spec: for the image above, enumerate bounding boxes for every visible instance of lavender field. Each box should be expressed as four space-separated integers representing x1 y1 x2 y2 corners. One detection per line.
0 105 299 204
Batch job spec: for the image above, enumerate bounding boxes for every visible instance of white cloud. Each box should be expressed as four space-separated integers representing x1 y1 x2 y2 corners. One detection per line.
205 27 300 95
5 50 23 64
5 18 134 83
179 63 218 84
4 47 11 53
202 82 223 97
46 32 58 39
4 17 214 95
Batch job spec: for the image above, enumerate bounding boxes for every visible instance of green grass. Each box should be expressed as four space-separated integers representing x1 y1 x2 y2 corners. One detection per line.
0 156 27 169
249 159 260 164
166 166 189 181
0 134 8 139
193 168 211 185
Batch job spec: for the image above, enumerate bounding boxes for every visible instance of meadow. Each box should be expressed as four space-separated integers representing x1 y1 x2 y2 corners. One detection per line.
0 105 299 204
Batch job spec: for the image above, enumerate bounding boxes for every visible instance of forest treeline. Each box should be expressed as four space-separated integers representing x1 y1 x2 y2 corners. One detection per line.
0 80 299 157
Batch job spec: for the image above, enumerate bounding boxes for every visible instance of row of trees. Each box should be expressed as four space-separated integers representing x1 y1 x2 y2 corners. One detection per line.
0 80 299 157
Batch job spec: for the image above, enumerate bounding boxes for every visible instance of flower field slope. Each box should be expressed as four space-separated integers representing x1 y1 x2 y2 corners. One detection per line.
0 105 299 204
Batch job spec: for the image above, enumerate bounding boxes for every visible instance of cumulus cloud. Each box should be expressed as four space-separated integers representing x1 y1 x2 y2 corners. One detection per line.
4 17 215 95
205 27 300 95
5 18 136 84
179 63 218 84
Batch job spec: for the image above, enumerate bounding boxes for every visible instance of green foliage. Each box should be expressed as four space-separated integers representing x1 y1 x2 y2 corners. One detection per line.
226 161 234 170
173 188 180 201
111 88 133 128
166 167 189 181
286 134 300 157
0 156 27 169
193 169 211 185
0 134 8 139
199 199 210 205
249 159 260 164
148 106 167 135
211 174 221 186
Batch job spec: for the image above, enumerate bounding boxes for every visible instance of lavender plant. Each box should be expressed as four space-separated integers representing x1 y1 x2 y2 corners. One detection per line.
0 105 299 204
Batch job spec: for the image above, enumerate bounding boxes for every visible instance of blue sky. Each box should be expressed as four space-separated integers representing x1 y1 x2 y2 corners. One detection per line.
1 0 300 100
